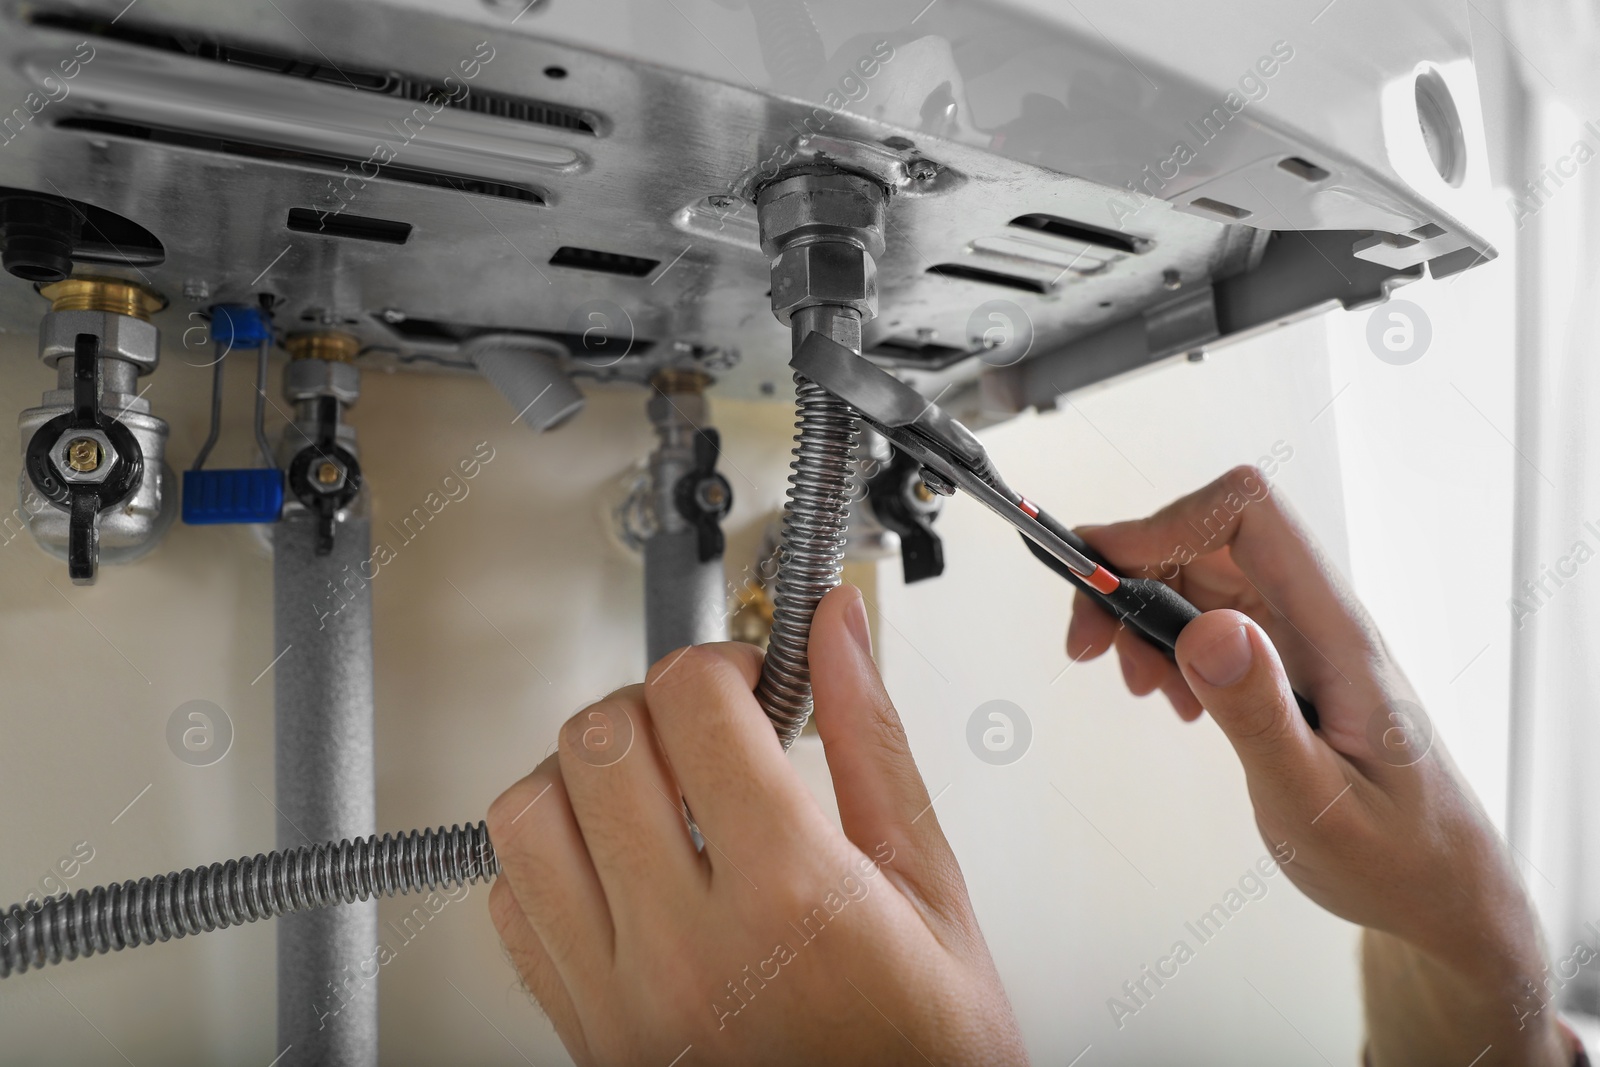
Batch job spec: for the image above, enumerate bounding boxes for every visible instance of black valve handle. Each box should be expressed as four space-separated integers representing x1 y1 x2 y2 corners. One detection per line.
286 396 361 556
867 446 945 584
1021 508 1319 730
22 333 144 584
672 428 732 564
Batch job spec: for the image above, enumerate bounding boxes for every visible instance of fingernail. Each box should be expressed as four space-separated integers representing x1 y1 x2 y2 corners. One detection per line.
844 588 873 657
1191 624 1252 688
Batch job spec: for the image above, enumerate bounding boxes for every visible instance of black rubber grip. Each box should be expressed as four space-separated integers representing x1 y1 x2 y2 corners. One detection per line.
1022 512 1319 730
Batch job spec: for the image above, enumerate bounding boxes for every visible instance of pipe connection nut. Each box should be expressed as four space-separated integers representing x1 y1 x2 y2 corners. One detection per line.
284 357 361 406
757 172 888 327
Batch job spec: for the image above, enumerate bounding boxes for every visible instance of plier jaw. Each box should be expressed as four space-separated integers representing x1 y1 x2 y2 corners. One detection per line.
791 331 1110 588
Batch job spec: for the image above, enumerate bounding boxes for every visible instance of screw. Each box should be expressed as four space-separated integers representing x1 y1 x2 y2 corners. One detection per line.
697 480 728 511
708 194 737 209
913 481 936 503
1163 269 1183 290
316 461 341 485
66 438 101 473
909 159 940 182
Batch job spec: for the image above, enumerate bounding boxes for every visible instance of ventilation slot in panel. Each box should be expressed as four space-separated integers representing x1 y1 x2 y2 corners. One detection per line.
1188 197 1253 221
925 264 1050 295
1008 213 1151 255
549 246 661 278
287 208 411 244
1278 156 1331 183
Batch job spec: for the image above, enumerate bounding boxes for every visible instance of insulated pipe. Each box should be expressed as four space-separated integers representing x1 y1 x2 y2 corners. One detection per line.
274 337 377 1067
273 510 378 1066
643 372 729 664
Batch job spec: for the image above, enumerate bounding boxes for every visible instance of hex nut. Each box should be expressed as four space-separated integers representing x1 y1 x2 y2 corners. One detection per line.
756 173 887 260
284 358 361 405
769 241 878 325
51 426 118 485
39 310 160 372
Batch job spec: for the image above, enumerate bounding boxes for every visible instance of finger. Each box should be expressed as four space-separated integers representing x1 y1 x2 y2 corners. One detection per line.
1174 609 1346 812
643 642 824 871
1065 589 1117 661
556 686 705 923
486 757 612 996
1113 626 1171 697
487 878 587 1056
1080 465 1380 696
1159 675 1206 722
1108 621 1205 720
808 585 972 919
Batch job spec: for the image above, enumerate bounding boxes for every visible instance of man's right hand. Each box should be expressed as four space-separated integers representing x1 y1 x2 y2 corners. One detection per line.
1065 466 1574 1067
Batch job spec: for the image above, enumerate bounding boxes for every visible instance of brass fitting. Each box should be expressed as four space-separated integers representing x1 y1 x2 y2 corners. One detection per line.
650 369 711 396
284 332 361 362
39 277 165 321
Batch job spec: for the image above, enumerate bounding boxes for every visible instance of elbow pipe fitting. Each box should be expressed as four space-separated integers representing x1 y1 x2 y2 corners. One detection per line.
468 334 586 432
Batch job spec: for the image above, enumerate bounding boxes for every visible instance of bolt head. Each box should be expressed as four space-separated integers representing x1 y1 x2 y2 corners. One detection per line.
50 427 118 485
315 460 343 487
909 159 940 182
67 437 101 472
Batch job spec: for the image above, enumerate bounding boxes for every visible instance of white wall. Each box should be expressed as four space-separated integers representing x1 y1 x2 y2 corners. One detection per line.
874 315 1363 1065
0 243 1518 1064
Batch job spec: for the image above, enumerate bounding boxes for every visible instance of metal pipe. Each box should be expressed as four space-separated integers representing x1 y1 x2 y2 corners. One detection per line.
643 372 728 663
752 171 886 745
1 824 495 979
274 509 378 1066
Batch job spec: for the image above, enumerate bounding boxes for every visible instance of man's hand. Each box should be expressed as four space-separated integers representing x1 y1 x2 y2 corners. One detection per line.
487 586 1027 1066
1066 466 1573 1067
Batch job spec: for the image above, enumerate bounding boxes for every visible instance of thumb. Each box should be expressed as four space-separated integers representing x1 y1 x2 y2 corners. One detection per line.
1174 610 1343 809
808 585 965 911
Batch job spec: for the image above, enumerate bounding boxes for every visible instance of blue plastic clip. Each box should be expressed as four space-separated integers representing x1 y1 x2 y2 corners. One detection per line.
210 304 273 349
182 468 285 525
